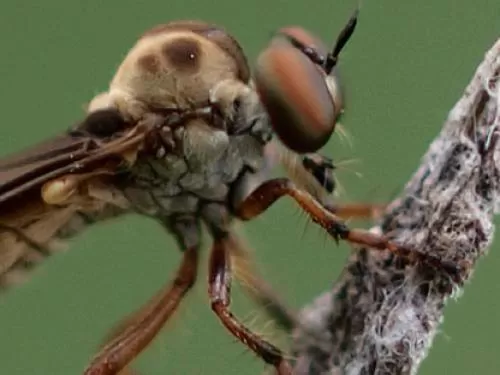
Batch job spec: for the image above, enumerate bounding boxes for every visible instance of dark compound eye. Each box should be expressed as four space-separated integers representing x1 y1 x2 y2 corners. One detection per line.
274 26 329 69
254 43 337 153
254 11 358 154
277 9 358 74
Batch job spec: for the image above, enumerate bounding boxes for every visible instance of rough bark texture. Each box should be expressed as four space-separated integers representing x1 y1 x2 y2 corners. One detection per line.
291 38 500 375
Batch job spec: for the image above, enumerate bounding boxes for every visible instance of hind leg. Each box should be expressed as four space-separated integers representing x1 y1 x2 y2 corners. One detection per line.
84 217 201 375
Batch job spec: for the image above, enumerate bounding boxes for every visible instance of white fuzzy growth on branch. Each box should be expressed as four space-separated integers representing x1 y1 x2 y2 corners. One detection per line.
291 38 500 375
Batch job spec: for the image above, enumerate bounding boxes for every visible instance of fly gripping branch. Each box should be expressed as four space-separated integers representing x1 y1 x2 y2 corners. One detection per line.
0 10 478 375
291 36 500 375
236 177 467 284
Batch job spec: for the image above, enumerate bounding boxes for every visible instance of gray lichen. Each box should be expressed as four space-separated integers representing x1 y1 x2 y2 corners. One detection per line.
291 38 500 375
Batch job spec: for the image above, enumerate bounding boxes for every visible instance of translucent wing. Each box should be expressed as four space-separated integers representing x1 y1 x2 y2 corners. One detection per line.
0 111 145 290
0 111 144 208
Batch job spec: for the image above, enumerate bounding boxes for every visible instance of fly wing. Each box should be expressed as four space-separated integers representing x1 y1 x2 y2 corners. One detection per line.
0 134 98 206
0 110 146 291
0 109 145 208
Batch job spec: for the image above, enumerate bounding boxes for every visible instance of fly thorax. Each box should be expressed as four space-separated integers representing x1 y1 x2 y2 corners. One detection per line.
110 29 243 111
181 119 229 170
92 88 150 122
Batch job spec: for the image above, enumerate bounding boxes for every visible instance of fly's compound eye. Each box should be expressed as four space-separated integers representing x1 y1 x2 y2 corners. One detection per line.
275 26 329 69
254 11 358 154
255 42 336 153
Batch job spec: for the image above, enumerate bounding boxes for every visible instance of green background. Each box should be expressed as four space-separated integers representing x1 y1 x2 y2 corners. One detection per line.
0 1 499 374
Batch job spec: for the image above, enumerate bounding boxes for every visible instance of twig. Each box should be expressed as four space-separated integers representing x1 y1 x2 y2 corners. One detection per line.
291 38 500 375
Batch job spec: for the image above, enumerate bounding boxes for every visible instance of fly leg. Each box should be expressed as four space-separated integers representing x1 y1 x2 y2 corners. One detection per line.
209 234 293 375
227 198 384 339
301 153 386 220
274 145 386 223
325 201 385 221
200 203 292 375
84 216 200 375
91 289 171 375
234 178 465 279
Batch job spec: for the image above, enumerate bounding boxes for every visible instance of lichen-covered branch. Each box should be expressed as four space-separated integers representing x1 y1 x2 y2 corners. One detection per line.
291 38 500 375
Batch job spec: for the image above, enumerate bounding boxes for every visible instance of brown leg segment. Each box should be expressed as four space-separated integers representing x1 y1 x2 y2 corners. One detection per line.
327 202 386 221
83 246 199 375
209 235 292 375
234 178 464 278
95 291 168 375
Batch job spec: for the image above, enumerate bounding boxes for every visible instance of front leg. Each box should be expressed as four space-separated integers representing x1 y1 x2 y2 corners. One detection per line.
270 141 385 221
302 153 386 219
233 178 464 279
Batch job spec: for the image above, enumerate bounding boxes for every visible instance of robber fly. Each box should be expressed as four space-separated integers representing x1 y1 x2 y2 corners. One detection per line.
0 10 457 375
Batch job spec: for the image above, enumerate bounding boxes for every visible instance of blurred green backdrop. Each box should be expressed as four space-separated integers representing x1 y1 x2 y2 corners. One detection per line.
0 1 499 374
